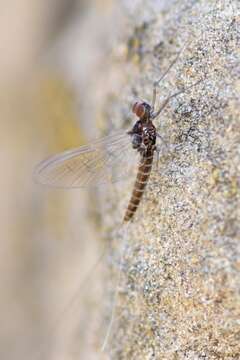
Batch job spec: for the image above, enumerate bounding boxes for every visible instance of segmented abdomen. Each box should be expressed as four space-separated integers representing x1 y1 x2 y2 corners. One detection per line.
123 149 154 222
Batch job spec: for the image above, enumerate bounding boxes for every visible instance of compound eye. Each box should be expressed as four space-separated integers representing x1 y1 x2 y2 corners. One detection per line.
132 102 145 118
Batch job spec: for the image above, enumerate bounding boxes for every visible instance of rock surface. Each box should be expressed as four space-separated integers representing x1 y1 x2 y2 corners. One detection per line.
94 0 240 359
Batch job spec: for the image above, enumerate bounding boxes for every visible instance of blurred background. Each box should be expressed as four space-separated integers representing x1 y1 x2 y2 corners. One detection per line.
1 1 239 359
0 1 125 359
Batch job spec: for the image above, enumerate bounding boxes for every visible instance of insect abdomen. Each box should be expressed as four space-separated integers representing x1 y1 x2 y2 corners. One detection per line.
124 151 154 222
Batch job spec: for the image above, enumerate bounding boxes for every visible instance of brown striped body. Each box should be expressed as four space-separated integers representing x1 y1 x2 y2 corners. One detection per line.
124 148 154 222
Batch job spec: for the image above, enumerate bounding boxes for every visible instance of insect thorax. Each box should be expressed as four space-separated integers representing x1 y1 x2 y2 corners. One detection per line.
129 118 156 153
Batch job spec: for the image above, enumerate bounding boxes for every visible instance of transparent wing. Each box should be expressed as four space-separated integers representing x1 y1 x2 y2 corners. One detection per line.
34 130 138 188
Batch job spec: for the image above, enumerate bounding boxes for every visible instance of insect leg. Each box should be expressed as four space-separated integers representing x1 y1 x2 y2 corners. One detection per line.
151 84 157 110
155 145 161 170
151 40 191 110
155 134 168 166
152 78 204 120
156 132 167 146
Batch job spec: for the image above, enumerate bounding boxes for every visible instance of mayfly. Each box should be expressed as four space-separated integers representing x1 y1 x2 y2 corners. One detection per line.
34 43 203 222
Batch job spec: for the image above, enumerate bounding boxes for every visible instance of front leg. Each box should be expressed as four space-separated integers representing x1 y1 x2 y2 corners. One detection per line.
152 78 204 120
150 41 191 113
151 81 158 111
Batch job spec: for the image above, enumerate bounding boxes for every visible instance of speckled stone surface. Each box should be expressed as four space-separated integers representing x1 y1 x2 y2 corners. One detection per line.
98 0 240 359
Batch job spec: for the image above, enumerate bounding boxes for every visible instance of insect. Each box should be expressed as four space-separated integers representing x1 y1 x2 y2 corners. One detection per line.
34 43 203 222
